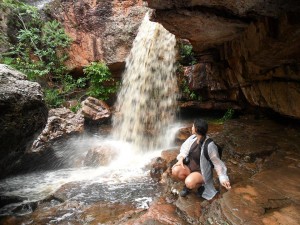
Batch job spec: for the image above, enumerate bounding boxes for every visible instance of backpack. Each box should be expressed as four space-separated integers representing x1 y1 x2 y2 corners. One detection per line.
203 138 223 168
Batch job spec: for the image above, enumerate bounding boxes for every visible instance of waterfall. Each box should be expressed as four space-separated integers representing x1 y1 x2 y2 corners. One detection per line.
26 0 53 9
113 13 178 151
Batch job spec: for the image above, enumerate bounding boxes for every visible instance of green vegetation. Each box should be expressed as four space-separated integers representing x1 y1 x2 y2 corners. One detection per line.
70 102 82 113
83 62 119 100
216 108 235 124
44 89 63 108
0 1 117 108
176 41 201 101
179 42 197 66
181 79 201 101
221 108 235 121
176 63 202 101
1 0 71 81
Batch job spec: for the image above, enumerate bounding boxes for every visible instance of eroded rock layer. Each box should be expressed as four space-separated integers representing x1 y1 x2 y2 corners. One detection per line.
147 0 300 119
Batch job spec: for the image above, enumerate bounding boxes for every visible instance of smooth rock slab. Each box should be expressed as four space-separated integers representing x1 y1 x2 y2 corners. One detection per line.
221 166 300 225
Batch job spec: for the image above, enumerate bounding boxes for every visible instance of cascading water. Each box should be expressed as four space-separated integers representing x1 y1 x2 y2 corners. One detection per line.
0 13 180 221
113 13 178 151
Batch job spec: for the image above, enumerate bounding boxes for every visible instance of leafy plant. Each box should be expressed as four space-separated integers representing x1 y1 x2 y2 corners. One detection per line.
0 0 86 109
44 89 63 108
83 62 119 100
189 92 197 100
179 78 201 101
219 108 235 122
179 42 197 66
1 0 71 82
176 41 201 100
70 102 81 113
62 75 87 93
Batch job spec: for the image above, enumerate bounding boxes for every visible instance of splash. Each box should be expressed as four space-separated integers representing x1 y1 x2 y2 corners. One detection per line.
113 13 178 151
0 12 179 219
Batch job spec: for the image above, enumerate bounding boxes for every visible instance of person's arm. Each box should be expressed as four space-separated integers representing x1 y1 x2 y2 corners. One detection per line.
173 135 195 168
208 143 231 190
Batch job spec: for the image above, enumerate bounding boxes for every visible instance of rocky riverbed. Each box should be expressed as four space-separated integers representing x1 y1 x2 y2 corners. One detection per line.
0 115 299 224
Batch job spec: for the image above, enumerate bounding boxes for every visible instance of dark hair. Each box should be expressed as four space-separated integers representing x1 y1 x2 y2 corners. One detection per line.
194 118 208 136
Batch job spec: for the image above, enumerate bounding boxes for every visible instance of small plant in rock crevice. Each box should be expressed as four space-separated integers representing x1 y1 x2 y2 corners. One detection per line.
178 42 197 66
177 70 202 101
218 108 235 123
176 40 201 101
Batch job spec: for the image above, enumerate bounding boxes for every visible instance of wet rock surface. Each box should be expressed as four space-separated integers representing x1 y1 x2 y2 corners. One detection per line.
160 116 300 224
31 107 84 152
149 157 167 181
1 108 86 174
84 144 119 167
0 116 299 224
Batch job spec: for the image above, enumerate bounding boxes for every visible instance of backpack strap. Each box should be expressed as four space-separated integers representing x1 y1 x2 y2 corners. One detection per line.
203 138 213 167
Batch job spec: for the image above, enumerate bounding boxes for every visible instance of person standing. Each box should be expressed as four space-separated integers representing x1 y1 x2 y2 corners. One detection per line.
172 118 231 200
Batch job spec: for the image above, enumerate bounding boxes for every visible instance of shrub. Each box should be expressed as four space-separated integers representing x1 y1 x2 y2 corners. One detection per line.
83 62 119 100
179 43 197 66
44 89 63 108
1 0 71 82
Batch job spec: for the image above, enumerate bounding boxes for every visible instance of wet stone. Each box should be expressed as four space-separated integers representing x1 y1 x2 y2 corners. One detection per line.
0 195 26 208
1 116 300 224
222 118 282 159
124 197 186 225
221 165 300 224
175 194 202 224
150 157 167 181
84 144 119 167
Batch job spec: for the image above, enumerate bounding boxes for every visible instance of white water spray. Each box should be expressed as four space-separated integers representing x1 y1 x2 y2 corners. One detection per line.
0 13 180 217
113 13 178 151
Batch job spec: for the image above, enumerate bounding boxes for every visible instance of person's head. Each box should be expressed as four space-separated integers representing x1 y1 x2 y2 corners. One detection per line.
192 118 208 136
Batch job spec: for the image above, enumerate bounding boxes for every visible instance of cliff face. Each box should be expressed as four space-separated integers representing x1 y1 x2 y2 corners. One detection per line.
147 0 300 119
2 0 299 118
47 0 148 74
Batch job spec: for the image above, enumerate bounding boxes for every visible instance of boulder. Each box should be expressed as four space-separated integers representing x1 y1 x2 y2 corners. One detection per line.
174 127 192 144
0 64 48 178
31 107 84 152
149 157 167 181
84 144 119 167
161 148 179 166
4 108 86 174
81 96 111 124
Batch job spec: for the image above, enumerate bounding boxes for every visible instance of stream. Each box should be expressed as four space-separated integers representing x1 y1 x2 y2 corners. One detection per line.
0 121 185 218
